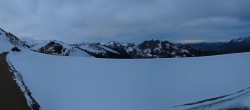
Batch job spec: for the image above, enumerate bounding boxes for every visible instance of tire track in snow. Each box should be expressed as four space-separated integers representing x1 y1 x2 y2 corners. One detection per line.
174 87 250 110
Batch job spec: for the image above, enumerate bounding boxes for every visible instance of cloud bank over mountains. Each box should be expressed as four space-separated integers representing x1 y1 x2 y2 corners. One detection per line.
1 0 250 42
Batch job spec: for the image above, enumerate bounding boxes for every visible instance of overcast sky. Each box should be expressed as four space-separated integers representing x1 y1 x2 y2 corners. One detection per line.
1 0 250 43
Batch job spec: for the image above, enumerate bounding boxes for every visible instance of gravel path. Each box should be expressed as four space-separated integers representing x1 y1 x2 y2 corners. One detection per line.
0 52 31 110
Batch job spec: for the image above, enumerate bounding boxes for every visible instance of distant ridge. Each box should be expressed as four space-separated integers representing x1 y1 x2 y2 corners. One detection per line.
1 27 250 58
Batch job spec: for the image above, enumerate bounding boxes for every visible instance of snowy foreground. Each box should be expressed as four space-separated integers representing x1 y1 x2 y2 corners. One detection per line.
7 51 250 110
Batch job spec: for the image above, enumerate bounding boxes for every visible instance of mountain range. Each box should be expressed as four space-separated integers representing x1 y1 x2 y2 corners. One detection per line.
1 28 250 58
1 27 250 110
185 37 250 54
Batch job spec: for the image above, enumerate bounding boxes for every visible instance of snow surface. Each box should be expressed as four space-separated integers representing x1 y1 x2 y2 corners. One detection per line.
99 45 120 54
67 47 93 57
0 30 13 53
7 58 34 108
30 40 50 50
7 51 250 110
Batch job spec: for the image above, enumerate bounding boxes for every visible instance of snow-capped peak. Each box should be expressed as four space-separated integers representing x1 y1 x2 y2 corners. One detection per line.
230 37 250 43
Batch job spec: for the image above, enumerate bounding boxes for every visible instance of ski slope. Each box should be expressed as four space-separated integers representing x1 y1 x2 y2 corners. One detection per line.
7 51 250 110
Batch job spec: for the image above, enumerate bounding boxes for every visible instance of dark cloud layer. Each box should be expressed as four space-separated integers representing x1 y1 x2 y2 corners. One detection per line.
1 0 250 43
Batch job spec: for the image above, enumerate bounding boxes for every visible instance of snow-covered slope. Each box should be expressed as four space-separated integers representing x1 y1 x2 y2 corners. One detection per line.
0 29 13 53
0 28 30 54
27 40 121 58
7 50 250 110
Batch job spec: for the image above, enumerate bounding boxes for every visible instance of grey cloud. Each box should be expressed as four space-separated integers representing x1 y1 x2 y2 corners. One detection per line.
1 0 250 43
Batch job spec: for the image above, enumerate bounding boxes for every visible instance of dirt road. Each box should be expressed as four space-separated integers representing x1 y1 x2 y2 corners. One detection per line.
0 52 31 110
